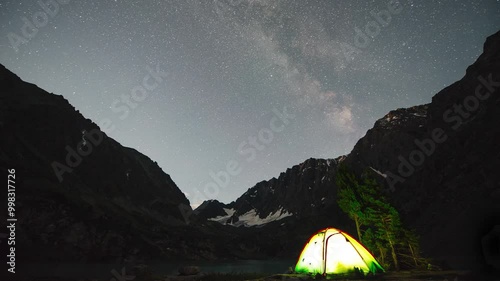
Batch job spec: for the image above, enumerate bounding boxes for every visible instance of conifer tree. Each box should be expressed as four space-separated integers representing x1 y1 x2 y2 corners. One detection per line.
335 165 426 270
335 164 364 242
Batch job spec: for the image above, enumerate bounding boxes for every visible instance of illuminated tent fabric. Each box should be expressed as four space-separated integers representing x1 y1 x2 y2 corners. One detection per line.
295 227 384 275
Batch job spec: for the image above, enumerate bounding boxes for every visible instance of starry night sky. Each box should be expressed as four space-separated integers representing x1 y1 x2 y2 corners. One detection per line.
1 0 499 207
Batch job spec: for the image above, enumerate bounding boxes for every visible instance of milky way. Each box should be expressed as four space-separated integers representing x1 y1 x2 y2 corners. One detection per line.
1 0 499 206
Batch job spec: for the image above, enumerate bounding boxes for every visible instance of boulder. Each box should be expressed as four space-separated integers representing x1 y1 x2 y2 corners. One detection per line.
178 266 201 276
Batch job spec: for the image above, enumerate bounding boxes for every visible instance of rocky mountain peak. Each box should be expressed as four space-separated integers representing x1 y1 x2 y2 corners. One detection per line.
0 63 192 261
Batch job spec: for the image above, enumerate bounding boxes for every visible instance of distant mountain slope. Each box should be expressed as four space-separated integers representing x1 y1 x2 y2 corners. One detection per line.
195 157 350 227
194 158 360 261
197 30 500 272
0 64 192 261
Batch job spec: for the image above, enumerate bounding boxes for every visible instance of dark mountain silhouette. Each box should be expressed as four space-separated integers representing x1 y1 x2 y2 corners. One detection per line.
195 157 348 226
197 30 500 272
343 30 500 271
0 63 305 264
0 64 193 261
1 29 498 274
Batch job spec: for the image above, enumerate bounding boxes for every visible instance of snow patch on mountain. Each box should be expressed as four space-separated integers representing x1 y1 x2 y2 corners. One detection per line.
231 208 292 227
412 112 427 117
208 208 236 223
370 166 387 178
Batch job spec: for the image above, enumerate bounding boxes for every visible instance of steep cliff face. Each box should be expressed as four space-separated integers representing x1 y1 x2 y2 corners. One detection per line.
194 157 358 260
0 64 192 261
343 30 500 271
195 157 350 228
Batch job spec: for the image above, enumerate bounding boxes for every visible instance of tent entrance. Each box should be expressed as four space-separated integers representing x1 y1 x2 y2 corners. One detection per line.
324 232 371 275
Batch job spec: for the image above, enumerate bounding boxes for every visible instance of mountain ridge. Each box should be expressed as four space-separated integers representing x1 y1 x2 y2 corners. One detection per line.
196 30 500 271
194 157 349 226
1 29 498 272
0 63 194 261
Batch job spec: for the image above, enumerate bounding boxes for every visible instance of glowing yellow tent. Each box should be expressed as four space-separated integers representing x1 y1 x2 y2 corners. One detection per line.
295 227 384 275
